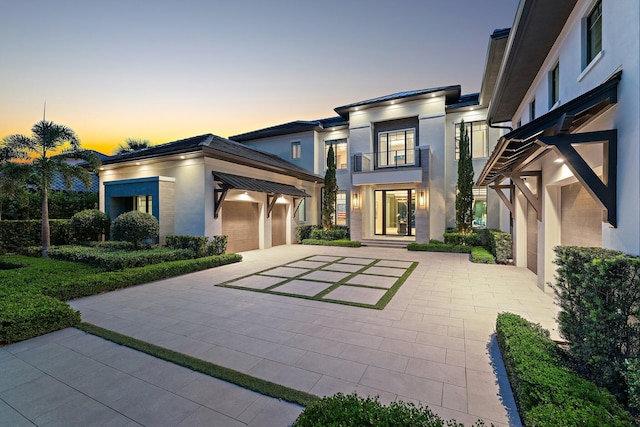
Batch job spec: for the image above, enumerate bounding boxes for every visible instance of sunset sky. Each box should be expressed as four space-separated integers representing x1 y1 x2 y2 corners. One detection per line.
1 1 518 155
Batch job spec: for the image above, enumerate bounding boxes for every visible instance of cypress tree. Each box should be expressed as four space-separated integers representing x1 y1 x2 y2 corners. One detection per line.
322 143 337 230
456 120 475 233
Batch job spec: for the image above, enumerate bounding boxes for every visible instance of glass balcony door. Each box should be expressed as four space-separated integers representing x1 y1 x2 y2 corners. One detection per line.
374 190 415 236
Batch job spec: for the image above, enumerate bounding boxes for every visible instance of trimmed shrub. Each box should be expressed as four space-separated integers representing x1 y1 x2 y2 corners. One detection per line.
110 211 159 248
0 219 72 252
48 245 196 271
0 291 80 344
295 225 319 243
407 242 471 253
488 229 512 264
496 312 634 426
471 246 496 264
293 392 485 427
166 234 208 257
41 254 242 301
443 232 482 247
310 228 347 241
553 246 640 402
70 209 110 241
624 358 640 414
206 235 227 255
302 239 361 247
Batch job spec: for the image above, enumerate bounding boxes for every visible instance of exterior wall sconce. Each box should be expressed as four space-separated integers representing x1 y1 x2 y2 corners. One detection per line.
352 192 360 209
419 191 426 208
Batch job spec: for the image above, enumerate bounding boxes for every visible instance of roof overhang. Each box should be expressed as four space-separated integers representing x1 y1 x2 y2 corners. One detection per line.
212 171 311 219
479 28 510 108
487 0 578 124
478 71 621 187
478 71 621 227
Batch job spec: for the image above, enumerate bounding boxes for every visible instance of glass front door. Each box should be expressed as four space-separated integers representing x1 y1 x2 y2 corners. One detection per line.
374 190 415 236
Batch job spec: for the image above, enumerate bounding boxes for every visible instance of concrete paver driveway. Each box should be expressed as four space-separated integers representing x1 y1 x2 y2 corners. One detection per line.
1 245 558 426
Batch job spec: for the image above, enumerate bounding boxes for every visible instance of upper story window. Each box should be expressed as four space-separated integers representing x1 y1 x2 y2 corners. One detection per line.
325 139 348 170
549 62 560 107
291 141 301 159
586 0 602 65
529 99 536 121
455 120 488 159
378 128 416 167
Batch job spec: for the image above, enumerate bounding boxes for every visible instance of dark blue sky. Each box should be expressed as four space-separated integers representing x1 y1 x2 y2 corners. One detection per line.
0 0 518 153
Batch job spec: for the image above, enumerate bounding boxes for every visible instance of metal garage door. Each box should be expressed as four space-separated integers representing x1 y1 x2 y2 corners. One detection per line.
561 182 602 247
272 204 286 247
222 202 259 253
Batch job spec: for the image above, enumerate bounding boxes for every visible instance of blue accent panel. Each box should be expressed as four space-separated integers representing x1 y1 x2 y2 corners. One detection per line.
104 177 161 221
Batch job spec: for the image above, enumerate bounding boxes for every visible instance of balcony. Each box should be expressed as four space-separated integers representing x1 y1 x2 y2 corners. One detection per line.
352 148 425 186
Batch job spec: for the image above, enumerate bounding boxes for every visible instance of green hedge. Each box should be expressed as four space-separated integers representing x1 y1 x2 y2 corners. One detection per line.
310 228 348 241
70 209 110 241
1 190 97 221
407 242 471 253
495 312 634 426
293 392 486 427
443 232 482 246
295 225 320 243
0 291 81 344
302 239 361 247
488 229 512 264
41 254 242 301
553 246 640 403
47 245 197 270
471 246 496 264
0 219 72 253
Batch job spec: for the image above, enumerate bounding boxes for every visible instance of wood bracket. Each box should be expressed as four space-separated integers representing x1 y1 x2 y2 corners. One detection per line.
489 183 515 215
266 194 280 218
214 186 228 219
509 171 542 221
293 197 303 216
539 130 617 227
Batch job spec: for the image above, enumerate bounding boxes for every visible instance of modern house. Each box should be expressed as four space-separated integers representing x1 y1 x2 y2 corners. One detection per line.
231 76 509 245
477 0 639 289
97 134 322 253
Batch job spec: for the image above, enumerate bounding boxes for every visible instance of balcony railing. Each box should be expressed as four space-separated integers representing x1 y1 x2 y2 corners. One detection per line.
352 148 422 172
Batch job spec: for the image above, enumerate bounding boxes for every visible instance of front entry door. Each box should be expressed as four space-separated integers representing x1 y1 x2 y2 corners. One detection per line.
374 190 415 236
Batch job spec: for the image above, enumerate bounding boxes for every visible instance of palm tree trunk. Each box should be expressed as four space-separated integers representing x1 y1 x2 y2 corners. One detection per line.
41 187 50 257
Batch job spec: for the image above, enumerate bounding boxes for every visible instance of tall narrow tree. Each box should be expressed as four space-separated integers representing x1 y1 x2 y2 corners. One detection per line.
3 120 99 256
456 120 475 234
322 143 338 230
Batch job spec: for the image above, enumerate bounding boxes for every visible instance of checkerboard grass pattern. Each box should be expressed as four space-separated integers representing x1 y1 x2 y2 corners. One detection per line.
216 255 418 309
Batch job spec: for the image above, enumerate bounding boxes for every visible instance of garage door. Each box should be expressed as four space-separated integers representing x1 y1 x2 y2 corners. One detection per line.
561 182 602 247
272 204 286 247
222 202 259 253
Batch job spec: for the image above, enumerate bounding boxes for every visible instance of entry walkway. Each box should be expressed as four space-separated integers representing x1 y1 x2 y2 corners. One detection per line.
1 245 558 426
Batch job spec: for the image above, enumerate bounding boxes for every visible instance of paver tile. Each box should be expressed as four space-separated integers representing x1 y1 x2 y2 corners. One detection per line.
347 274 397 288
300 270 351 282
364 266 405 277
226 275 286 289
261 266 309 278
271 279 333 296
341 257 376 265
323 285 387 305
322 263 363 273
287 260 328 269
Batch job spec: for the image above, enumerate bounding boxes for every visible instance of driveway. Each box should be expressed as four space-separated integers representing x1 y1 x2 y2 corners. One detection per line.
1 245 558 426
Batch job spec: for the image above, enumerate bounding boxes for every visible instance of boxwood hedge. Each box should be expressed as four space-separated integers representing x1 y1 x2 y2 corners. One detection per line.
495 312 634 426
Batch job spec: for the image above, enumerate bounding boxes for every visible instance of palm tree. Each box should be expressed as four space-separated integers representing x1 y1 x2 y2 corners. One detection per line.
3 120 100 256
114 138 150 155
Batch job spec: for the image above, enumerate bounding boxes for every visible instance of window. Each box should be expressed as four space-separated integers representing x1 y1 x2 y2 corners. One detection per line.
529 99 536 121
455 120 489 159
136 195 152 214
297 198 306 222
472 187 487 228
325 139 348 170
586 0 602 65
549 62 560 107
291 141 301 159
378 128 415 167
335 191 347 226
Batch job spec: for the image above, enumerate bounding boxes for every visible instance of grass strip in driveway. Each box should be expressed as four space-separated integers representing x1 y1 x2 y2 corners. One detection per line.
77 322 320 407
217 256 418 310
